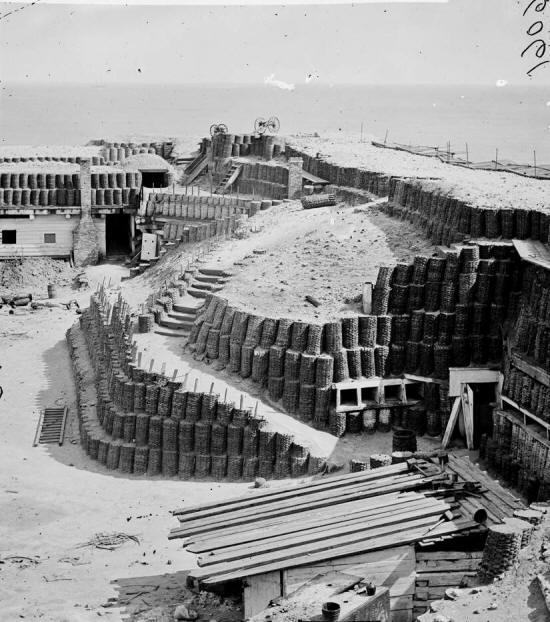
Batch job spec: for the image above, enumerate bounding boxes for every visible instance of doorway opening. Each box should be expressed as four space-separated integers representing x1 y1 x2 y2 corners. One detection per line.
106 213 131 256
141 171 168 188
470 382 497 447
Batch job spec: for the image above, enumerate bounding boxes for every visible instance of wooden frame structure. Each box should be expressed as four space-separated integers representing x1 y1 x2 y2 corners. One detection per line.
333 377 423 413
442 368 501 450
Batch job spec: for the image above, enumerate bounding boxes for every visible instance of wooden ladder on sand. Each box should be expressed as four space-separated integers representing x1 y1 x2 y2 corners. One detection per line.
33 406 68 447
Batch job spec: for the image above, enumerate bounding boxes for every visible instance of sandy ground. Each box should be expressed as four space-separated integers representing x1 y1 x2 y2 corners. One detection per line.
289 132 550 211
0 261 443 622
203 200 436 322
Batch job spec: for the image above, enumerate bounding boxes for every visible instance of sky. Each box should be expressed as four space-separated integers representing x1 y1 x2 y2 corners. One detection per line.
0 0 549 86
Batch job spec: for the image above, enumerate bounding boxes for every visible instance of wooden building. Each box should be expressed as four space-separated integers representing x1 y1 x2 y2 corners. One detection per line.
0 161 141 260
169 455 524 622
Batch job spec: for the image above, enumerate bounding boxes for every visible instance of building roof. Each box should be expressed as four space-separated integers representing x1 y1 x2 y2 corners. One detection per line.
170 455 524 586
122 153 171 172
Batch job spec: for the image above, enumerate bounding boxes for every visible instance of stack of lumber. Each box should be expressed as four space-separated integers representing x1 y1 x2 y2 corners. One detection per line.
170 461 479 587
444 454 525 525
413 550 483 617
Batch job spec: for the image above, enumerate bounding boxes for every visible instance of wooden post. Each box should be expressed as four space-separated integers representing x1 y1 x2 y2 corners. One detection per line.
240 395 244 409
183 373 189 389
172 369 179 381
149 359 155 372
161 362 167 376
194 378 198 391
137 351 143 367
210 382 214 394
495 148 499 170
465 143 469 166
384 129 389 145
462 383 474 450
442 397 462 449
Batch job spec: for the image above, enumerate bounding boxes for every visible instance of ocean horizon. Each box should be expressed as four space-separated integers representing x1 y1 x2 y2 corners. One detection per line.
1 82 549 164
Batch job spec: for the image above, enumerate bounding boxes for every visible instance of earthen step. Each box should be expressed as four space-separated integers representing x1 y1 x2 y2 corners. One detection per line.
173 302 203 314
168 311 196 323
187 288 208 299
191 281 224 292
198 268 233 277
194 274 228 284
159 318 192 330
154 327 189 337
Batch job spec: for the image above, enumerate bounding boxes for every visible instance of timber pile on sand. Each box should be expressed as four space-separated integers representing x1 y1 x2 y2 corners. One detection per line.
290 133 550 211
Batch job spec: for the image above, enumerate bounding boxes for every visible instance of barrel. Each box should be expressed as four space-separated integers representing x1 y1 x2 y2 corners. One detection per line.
47 284 57 299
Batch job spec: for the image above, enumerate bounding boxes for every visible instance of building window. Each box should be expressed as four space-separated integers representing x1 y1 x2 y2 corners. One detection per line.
44 233 56 244
1 230 16 244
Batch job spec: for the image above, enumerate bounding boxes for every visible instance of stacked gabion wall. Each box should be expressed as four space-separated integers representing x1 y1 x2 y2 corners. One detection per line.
189 243 520 441
0 169 141 208
385 178 550 245
101 140 174 163
69 291 325 480
285 146 391 196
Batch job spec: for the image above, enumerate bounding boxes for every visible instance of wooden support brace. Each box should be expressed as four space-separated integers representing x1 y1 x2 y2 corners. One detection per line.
461 384 474 450
442 397 462 449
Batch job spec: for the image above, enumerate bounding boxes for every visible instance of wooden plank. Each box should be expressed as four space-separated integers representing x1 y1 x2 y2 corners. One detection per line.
197 520 478 585
442 397 461 448
172 472 428 527
416 560 481 572
416 551 483 561
502 395 550 437
59 406 68 446
174 472 431 530
462 384 474 450
193 515 443 580
511 352 550 388
448 368 499 397
244 571 281 619
498 406 550 448
173 461 410 516
416 571 477 587
197 501 449 566
186 492 424 552
447 455 524 511
403 373 446 386
170 475 438 539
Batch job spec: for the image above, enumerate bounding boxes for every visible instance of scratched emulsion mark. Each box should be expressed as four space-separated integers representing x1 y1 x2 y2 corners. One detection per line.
522 0 550 76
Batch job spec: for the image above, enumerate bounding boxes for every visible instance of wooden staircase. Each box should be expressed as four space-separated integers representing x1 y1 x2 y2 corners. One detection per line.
184 154 209 185
33 406 68 446
214 164 242 194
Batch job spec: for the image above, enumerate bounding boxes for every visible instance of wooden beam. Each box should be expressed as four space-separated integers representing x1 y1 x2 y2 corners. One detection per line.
186 492 423 552
176 471 431 528
197 501 450 567
195 520 478 585
170 475 438 539
448 368 499 397
510 352 550 388
192 512 448 580
442 397 461 449
173 462 410 516
461 384 474 450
